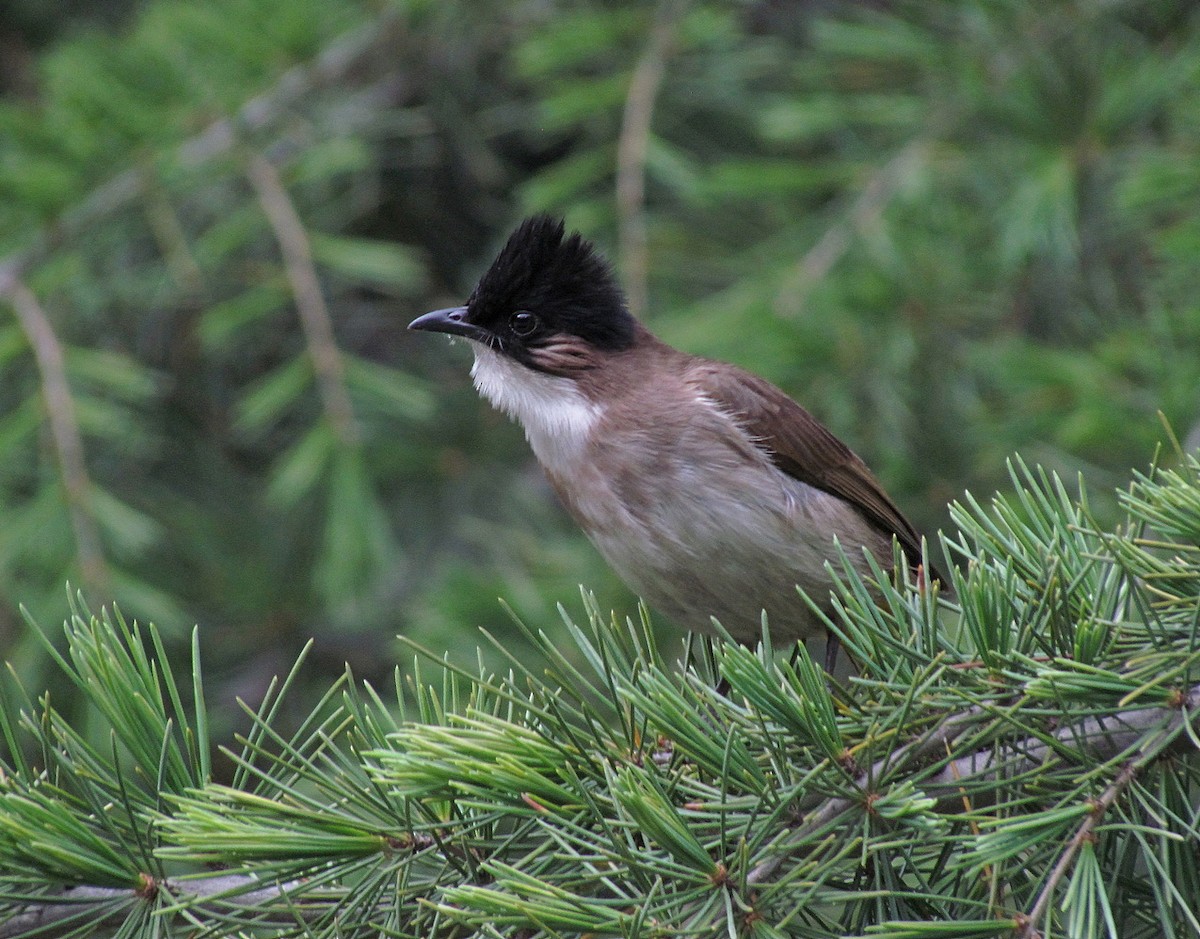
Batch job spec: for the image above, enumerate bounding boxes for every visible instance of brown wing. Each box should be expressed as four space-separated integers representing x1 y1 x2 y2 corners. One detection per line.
691 361 939 578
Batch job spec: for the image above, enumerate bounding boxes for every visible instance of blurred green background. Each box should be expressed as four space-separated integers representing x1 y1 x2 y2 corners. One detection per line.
0 0 1197 731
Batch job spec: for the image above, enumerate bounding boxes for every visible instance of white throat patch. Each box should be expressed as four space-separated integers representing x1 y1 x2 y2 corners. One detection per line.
469 343 600 475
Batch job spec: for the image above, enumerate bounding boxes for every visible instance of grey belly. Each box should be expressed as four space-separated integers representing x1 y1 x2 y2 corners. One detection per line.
586 476 890 644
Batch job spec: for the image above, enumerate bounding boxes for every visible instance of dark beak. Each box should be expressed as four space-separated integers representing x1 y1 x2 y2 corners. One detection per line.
408 306 479 339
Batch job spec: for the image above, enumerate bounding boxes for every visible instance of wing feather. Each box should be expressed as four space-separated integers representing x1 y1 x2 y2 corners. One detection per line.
690 362 940 579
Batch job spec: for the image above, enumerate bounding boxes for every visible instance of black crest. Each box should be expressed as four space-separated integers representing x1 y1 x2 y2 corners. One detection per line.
467 215 635 352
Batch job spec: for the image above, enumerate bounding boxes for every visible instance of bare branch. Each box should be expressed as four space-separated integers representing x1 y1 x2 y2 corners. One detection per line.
0 874 317 939
0 277 108 593
245 152 361 448
615 2 681 320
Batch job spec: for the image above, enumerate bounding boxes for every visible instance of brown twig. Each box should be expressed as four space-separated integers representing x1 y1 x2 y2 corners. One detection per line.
0 276 108 593
1016 762 1139 939
245 152 361 448
615 2 682 320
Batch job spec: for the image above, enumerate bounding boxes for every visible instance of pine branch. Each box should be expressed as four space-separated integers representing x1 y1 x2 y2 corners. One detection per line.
748 682 1200 885
1 455 1198 937
0 12 404 288
1017 762 1138 939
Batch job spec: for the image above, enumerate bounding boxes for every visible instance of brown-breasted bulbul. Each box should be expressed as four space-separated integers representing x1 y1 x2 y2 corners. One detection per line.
410 215 941 665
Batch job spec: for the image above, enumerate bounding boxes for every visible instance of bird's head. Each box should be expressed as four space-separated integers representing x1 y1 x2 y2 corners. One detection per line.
409 215 635 376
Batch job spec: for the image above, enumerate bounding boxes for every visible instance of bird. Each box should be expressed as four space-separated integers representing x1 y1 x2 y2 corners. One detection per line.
409 215 940 668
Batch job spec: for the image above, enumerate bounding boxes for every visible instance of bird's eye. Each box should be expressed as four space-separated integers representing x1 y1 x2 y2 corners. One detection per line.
509 310 539 337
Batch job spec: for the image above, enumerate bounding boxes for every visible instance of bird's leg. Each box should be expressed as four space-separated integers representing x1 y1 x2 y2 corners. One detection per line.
823 629 840 675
